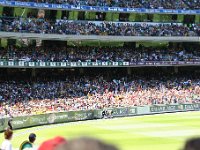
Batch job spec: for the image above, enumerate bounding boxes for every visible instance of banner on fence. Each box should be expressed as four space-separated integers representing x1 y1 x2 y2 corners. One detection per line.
0 0 200 14
0 60 200 68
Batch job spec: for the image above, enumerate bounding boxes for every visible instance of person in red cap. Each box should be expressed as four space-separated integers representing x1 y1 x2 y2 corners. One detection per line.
38 136 67 150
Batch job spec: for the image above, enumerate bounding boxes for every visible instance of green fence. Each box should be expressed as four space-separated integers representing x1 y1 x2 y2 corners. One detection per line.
0 104 199 132
11 110 94 130
150 103 200 113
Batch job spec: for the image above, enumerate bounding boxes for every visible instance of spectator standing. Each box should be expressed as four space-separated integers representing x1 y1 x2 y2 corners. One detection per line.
1 129 13 150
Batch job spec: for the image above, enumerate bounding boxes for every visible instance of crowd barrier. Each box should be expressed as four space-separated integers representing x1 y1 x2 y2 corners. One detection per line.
0 32 199 42
0 103 200 132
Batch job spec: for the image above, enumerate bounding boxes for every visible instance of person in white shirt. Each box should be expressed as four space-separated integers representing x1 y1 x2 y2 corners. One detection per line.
1 129 13 150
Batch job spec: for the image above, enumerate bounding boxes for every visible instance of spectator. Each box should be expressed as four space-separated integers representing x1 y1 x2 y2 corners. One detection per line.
19 133 37 150
1 129 13 150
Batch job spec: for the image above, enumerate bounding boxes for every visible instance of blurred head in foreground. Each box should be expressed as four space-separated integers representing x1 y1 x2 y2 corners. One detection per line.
56 137 118 150
183 138 200 150
38 136 67 150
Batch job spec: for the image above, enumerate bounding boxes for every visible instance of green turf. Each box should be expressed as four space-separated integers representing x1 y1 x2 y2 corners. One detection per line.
1 111 200 150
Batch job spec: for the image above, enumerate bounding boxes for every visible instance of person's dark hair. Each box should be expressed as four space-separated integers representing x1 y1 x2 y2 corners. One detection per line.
4 129 13 140
29 133 36 143
183 138 200 150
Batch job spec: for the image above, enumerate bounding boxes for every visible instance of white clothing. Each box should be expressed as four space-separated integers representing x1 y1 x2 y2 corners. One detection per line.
1 139 12 150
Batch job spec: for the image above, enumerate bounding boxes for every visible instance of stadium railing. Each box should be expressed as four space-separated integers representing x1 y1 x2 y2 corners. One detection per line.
0 32 199 42
1 103 199 132
0 60 200 68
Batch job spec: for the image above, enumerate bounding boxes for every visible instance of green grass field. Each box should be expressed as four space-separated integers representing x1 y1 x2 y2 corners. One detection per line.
1 111 200 150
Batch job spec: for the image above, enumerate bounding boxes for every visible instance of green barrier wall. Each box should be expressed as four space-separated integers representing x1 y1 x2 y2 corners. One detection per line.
0 104 199 132
0 117 8 132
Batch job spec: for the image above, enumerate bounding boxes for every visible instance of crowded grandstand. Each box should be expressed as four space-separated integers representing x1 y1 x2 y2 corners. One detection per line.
0 67 200 117
1 19 200 36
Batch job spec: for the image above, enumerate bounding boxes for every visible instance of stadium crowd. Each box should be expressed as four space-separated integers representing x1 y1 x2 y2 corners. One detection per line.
6 0 200 10
0 72 200 117
0 18 200 36
0 46 200 62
